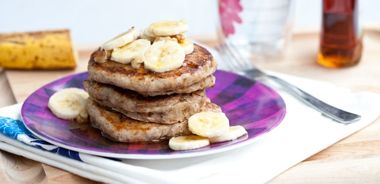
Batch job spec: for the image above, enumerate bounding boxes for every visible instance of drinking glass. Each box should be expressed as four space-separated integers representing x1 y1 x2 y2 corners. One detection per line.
218 0 294 59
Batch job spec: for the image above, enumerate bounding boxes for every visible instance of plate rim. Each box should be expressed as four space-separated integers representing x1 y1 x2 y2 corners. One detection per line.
21 70 286 160
21 112 283 159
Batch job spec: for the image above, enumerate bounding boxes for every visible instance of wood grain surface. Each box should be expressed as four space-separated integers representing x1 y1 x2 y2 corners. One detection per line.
2 30 380 183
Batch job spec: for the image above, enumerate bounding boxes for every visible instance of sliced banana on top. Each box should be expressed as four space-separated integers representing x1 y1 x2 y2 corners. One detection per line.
173 34 186 44
131 57 144 69
180 39 194 55
188 111 230 138
102 27 139 50
111 39 151 64
48 88 89 120
169 135 210 151
154 35 194 55
209 125 247 143
140 29 155 41
154 36 177 42
144 40 185 73
148 20 188 36
93 48 111 63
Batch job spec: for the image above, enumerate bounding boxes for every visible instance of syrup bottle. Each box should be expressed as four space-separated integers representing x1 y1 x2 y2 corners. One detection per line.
318 0 362 68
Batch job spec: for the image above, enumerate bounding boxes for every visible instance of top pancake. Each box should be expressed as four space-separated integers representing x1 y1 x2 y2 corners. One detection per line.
88 44 217 96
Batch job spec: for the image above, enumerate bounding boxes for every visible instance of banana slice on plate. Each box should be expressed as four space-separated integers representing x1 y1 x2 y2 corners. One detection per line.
148 20 188 36
144 40 185 72
111 39 151 64
169 135 210 151
48 88 89 120
188 111 230 138
74 108 89 123
209 125 248 143
102 27 139 50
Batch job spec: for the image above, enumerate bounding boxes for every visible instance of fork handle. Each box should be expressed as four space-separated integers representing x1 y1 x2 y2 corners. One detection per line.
266 75 361 124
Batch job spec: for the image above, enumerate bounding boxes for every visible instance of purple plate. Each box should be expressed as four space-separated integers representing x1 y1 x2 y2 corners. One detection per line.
21 70 286 159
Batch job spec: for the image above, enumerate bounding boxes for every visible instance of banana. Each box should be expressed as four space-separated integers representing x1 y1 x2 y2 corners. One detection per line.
102 27 139 50
209 125 247 143
74 108 89 123
147 20 188 36
111 39 151 64
180 38 194 55
48 88 89 120
154 36 177 42
144 40 185 72
140 29 155 41
0 29 76 69
93 48 111 63
173 34 186 44
188 111 230 138
169 135 210 151
154 35 193 55
131 57 144 69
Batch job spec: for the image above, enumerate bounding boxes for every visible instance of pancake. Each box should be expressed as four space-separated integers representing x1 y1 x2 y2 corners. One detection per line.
87 100 221 143
84 80 208 124
88 44 217 96
84 80 206 113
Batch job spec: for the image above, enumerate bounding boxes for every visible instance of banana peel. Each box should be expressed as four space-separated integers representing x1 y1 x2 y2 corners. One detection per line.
0 29 76 69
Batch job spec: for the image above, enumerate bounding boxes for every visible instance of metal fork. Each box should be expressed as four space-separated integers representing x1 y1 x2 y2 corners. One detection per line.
217 42 361 124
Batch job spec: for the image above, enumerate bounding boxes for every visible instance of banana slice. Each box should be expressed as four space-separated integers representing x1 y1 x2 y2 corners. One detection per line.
140 29 155 41
148 20 188 36
102 27 139 50
144 40 185 72
209 125 247 143
173 34 186 44
131 57 144 69
169 135 210 151
93 48 111 63
111 39 151 64
74 108 89 123
188 111 230 138
48 88 89 120
154 35 193 55
180 39 194 55
154 36 177 42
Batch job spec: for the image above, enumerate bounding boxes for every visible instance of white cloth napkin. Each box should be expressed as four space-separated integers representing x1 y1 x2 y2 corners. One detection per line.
0 73 379 184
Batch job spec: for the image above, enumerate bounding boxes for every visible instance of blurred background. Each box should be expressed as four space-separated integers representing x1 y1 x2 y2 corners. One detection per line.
1 0 379 47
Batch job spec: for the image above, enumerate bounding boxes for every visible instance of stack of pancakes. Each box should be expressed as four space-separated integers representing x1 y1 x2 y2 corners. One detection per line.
85 44 219 142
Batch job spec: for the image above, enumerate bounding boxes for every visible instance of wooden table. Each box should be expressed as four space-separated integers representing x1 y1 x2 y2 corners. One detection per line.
2 30 380 183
